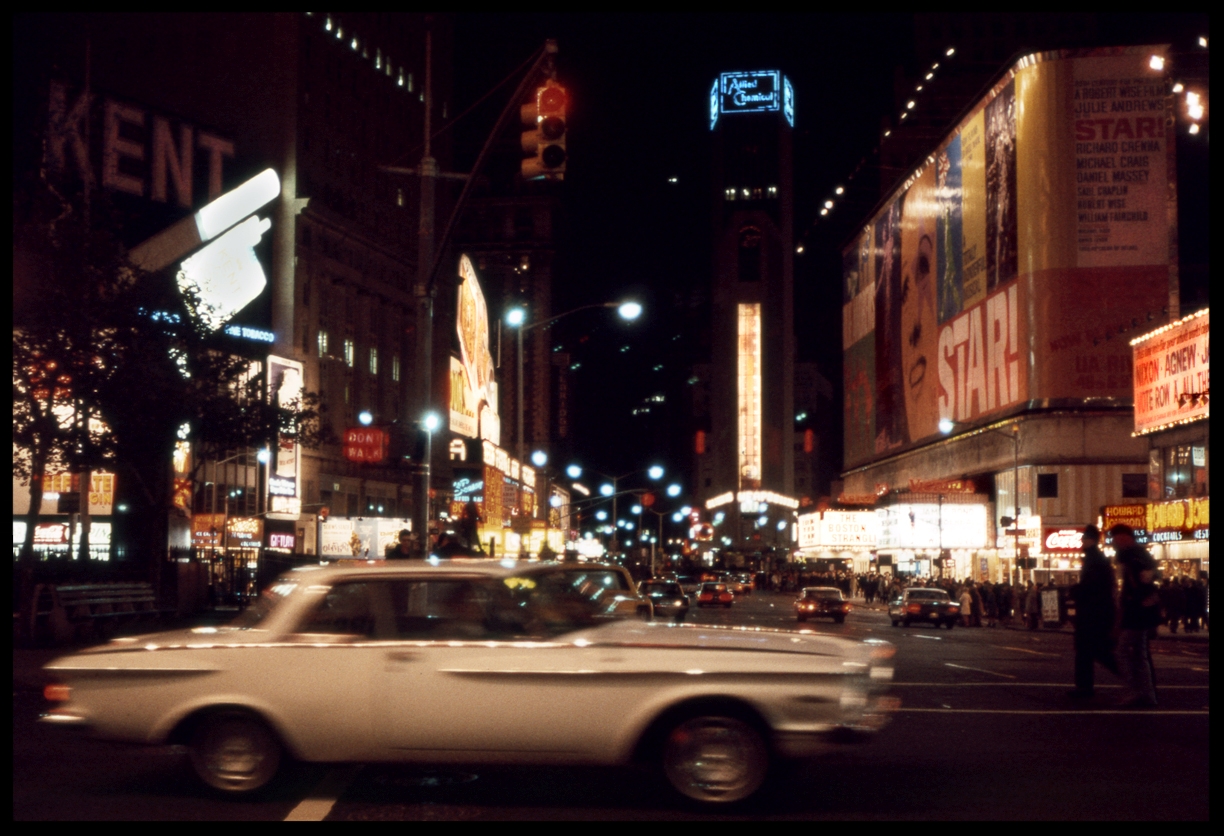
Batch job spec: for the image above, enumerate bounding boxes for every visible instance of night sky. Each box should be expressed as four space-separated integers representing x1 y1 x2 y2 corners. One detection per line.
448 14 1209 487
451 14 916 481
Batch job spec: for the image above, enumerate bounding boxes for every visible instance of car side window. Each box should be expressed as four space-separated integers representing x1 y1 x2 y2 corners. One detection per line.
296 582 379 638
387 580 493 640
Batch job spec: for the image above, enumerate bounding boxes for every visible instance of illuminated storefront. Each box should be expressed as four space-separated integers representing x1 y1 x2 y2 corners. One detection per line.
1130 309 1209 577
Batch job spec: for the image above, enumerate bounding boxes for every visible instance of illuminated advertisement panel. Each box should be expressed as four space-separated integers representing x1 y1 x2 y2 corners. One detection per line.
842 47 1174 468
821 511 877 548
267 355 302 514
1131 309 1209 435
876 502 989 550
738 303 762 488
451 255 499 443
719 71 781 116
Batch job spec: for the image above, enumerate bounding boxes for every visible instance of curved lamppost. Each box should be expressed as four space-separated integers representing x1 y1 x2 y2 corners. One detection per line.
505 300 641 465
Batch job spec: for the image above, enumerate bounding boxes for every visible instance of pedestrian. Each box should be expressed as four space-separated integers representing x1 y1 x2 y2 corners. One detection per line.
1110 524 1161 707
1024 581 1041 630
969 581 985 627
1184 576 1206 633
959 584 974 628
1067 525 1119 699
385 528 416 559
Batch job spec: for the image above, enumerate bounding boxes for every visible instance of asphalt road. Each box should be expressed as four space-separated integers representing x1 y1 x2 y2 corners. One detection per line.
13 592 1209 820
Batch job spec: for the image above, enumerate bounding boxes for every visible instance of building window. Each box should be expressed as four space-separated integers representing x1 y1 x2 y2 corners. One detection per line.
738 227 761 283
1036 473 1059 499
369 347 378 376
1162 444 1207 498
1121 473 1147 498
344 338 355 367
318 329 329 357
392 354 401 382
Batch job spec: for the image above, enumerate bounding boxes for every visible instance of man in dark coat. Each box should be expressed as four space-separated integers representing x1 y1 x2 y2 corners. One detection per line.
1111 524 1161 707
1068 525 1118 698
385 528 416 559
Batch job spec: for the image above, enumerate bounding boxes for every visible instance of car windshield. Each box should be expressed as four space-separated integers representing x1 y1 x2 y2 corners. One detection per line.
907 589 950 601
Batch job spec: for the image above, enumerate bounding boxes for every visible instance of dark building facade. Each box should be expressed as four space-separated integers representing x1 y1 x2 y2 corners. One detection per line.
701 71 798 555
13 13 456 568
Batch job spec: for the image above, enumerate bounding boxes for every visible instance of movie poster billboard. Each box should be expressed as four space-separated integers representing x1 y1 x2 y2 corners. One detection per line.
450 255 500 444
1131 309 1209 435
843 47 1174 468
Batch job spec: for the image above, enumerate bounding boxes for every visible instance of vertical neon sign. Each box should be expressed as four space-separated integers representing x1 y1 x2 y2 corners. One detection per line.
738 303 762 489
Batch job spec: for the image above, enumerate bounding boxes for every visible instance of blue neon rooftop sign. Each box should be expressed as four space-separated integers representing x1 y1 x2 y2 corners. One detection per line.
711 71 793 129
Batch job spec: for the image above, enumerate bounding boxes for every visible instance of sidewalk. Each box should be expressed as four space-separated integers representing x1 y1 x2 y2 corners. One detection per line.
847 595 1209 643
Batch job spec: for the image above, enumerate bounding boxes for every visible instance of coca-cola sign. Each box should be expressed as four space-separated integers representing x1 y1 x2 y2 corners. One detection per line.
1043 527 1087 553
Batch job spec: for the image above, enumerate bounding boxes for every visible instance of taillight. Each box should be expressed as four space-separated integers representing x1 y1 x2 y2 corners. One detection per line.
44 683 71 702
907 604 922 614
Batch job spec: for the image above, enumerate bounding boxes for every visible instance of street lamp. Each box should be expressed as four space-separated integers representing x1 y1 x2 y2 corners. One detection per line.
939 418 1022 583
569 462 664 560
505 300 641 464
413 411 441 557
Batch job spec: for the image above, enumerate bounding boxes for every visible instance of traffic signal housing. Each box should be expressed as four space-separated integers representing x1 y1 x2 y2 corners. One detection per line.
521 80 567 180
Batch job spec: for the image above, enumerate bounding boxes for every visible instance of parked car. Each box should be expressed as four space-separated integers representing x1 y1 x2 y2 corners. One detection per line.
888 587 960 628
696 582 735 608
795 587 852 623
41 560 897 805
639 579 690 623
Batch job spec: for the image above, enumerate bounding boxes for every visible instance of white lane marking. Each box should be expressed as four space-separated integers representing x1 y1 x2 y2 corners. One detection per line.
912 634 943 641
891 682 1208 688
994 645 1059 657
895 707 1209 716
945 662 1016 679
284 765 363 822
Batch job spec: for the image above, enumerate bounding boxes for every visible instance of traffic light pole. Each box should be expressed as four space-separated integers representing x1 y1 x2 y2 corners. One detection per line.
394 36 557 556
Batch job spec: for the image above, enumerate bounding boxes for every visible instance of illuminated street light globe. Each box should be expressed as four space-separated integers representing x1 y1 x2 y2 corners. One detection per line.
647 465 664 480
531 450 548 467
600 483 614 497
566 464 582 479
358 410 374 426
617 301 642 321
596 511 608 521
666 483 681 497
506 307 526 327
423 412 441 432
631 505 642 515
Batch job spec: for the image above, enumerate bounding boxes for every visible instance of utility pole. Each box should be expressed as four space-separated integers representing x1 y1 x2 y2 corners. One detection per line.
410 25 437 556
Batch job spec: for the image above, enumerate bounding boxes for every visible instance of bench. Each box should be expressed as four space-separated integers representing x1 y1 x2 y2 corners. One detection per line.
31 582 171 644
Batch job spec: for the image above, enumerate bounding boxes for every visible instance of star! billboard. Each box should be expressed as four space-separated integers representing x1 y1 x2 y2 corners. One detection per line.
843 47 1175 468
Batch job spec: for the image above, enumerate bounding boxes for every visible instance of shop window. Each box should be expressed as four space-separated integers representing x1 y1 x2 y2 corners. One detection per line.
1165 445 1193 499
1036 473 1058 499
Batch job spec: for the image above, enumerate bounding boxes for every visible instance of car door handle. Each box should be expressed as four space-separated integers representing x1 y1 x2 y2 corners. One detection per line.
386 650 420 663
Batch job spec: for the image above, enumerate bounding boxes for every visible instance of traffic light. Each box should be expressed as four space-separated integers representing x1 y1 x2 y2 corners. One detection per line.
521 80 567 180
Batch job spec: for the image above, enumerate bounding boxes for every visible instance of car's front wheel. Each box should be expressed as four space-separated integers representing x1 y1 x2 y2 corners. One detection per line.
189 710 282 794
661 715 769 804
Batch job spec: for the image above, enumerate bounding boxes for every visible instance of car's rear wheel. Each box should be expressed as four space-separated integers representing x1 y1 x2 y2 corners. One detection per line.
189 710 282 794
891 619 900 627
661 715 769 804
902 618 911 627
944 620 955 629
834 615 845 624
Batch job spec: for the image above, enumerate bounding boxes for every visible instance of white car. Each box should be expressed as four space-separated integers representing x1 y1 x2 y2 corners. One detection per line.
42 560 897 805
